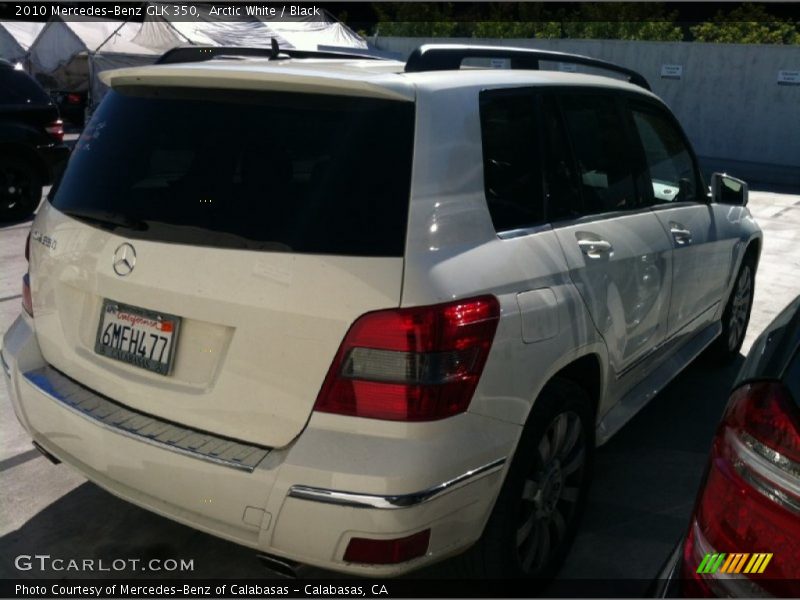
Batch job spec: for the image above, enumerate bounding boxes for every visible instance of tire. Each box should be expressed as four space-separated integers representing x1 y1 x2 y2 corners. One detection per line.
462 378 594 581
0 156 42 222
705 255 756 365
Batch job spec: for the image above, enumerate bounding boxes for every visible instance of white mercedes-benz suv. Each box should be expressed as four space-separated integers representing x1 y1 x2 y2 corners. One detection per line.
2 44 761 579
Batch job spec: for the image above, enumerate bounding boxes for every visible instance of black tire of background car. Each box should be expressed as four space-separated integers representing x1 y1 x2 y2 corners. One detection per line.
703 254 757 365
0 156 42 222
458 377 594 581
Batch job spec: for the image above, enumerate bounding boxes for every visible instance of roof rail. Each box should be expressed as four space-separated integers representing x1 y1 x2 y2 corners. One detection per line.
155 45 384 65
404 44 651 91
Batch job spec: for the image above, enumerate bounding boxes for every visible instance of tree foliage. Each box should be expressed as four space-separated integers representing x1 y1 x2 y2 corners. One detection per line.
369 2 800 44
372 3 459 37
691 4 800 44
562 4 682 41
471 4 562 39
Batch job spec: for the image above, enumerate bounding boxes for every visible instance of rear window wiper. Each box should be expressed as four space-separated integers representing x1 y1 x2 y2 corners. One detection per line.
61 208 147 231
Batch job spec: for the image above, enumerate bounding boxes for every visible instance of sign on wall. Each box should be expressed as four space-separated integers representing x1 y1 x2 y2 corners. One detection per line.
777 70 800 85
660 64 683 80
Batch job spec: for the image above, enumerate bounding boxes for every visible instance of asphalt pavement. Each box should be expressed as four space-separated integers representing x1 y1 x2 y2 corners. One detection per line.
1 189 798 587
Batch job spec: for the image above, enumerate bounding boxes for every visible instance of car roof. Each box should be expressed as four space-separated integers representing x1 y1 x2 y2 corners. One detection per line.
101 56 660 103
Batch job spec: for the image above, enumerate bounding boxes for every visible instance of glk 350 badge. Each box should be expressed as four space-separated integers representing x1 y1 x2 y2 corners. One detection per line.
31 230 56 251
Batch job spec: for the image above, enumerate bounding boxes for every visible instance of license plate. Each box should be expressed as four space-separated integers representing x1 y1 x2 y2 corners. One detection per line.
94 300 181 375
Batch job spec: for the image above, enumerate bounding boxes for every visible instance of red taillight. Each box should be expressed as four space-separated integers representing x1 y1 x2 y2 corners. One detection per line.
22 273 33 317
344 530 430 564
22 233 33 316
314 296 500 421
45 119 64 143
66 93 81 104
681 382 800 597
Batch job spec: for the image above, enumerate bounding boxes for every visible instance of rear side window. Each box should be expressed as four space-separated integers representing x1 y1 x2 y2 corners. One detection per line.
51 87 415 257
559 94 639 215
0 69 50 105
541 94 583 222
479 90 544 232
630 104 699 203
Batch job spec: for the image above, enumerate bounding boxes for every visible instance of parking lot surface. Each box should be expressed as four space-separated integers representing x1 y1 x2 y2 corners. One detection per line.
1 189 798 585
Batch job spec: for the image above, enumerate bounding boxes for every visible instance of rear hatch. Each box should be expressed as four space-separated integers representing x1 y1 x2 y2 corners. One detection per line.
32 81 415 448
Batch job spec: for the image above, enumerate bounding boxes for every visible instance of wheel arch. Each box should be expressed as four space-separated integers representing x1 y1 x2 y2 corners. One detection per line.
743 235 761 267
514 346 608 435
548 353 603 424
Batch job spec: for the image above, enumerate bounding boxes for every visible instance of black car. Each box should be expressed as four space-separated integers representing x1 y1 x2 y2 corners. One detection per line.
0 60 71 221
51 90 87 128
654 295 800 597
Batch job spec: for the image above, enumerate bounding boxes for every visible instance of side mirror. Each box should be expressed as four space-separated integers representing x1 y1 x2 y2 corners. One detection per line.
711 172 748 206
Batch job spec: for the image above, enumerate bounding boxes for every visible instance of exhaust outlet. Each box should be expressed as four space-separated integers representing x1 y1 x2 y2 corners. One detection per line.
257 553 300 578
33 441 61 465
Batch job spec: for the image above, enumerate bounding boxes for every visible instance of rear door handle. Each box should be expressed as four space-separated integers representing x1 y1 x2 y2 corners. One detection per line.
669 222 693 245
577 238 613 259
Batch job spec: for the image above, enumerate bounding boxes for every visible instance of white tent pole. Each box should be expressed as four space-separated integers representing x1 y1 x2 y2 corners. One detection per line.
94 17 130 52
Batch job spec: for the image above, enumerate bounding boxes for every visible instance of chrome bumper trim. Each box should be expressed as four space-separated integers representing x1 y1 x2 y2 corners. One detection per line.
288 457 507 509
22 366 269 472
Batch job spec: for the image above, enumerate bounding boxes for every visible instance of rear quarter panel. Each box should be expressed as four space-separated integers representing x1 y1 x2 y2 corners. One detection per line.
402 84 609 428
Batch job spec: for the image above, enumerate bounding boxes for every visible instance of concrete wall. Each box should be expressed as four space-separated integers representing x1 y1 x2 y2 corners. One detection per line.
374 37 800 187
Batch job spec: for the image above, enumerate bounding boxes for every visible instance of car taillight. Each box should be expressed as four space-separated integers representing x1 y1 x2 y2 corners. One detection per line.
66 93 81 104
22 273 33 317
314 296 500 421
22 233 33 317
681 382 800 597
45 119 64 143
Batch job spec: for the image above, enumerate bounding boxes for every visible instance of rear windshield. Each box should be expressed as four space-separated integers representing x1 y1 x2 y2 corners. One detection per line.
51 87 415 257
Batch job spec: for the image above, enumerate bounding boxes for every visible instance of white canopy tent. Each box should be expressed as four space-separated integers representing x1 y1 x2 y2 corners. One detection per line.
258 17 367 51
0 21 45 63
132 3 366 51
27 6 367 111
28 17 154 91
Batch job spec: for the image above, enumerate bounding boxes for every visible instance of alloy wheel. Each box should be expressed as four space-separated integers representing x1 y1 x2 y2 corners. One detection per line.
728 264 752 351
0 164 35 214
515 410 585 574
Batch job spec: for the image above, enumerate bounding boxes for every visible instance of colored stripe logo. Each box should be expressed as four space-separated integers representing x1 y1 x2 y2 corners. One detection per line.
697 553 773 574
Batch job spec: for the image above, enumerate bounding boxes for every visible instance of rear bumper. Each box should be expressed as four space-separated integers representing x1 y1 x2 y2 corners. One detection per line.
2 314 518 576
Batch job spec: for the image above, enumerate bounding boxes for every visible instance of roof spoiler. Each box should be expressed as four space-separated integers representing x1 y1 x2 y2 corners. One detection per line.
155 44 385 65
404 44 651 90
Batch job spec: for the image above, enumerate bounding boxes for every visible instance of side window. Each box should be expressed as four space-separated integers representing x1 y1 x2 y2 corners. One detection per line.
560 94 639 215
630 104 699 203
479 90 544 232
541 94 583 222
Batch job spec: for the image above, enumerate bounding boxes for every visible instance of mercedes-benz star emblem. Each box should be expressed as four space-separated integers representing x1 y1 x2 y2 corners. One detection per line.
112 242 136 276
